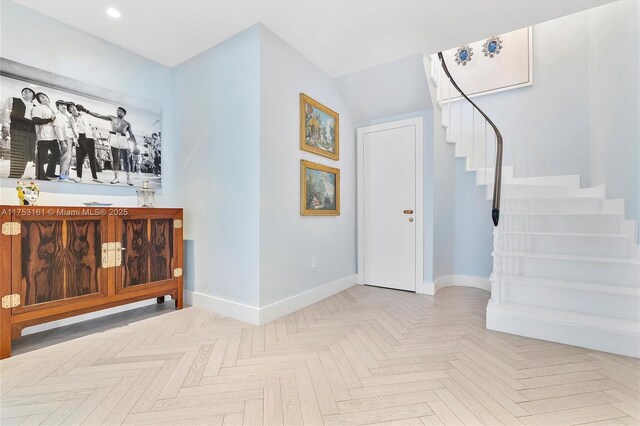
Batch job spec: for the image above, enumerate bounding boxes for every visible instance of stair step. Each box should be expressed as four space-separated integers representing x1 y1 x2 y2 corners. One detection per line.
501 197 602 214
496 275 640 321
496 251 640 286
500 213 622 234
498 231 631 258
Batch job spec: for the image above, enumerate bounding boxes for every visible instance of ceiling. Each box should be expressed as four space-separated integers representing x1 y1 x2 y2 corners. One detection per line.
14 0 613 77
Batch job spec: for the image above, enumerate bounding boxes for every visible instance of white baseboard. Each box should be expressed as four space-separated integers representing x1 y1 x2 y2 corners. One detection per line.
259 274 357 324
419 281 435 295
187 274 358 325
186 290 260 324
486 300 640 358
432 274 491 295
22 298 159 336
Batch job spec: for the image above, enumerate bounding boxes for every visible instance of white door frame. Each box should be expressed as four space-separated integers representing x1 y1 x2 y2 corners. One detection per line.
357 117 424 293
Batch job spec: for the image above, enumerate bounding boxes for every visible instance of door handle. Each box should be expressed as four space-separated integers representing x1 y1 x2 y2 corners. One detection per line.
403 210 414 214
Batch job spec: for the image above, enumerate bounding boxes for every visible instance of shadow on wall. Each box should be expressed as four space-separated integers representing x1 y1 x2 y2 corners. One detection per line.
183 240 195 292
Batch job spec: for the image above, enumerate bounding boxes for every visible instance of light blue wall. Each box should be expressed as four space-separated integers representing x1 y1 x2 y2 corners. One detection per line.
588 0 640 227
452 159 493 277
259 27 356 306
0 1 174 206
336 55 431 125
432 107 456 280
172 26 262 305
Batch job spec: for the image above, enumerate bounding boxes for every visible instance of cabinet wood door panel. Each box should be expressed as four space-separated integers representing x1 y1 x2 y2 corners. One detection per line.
116 209 180 294
11 214 109 316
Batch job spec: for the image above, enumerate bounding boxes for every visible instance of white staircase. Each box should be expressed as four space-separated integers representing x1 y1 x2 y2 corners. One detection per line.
429 56 640 357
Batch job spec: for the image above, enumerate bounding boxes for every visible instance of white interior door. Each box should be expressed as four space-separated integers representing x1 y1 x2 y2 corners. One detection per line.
362 124 417 291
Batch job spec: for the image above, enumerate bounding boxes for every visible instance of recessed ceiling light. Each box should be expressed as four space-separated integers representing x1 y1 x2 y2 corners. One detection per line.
106 7 121 19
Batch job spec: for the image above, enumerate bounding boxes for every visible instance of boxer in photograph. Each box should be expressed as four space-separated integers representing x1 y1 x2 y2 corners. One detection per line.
68 103 101 183
31 93 60 181
81 105 137 186
151 132 161 176
1 87 37 178
53 100 74 182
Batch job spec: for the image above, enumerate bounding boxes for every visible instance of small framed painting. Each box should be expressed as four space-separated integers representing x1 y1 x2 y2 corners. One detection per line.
301 160 340 216
300 93 339 160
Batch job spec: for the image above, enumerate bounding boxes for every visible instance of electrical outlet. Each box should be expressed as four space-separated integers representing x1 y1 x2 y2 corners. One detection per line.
311 256 317 269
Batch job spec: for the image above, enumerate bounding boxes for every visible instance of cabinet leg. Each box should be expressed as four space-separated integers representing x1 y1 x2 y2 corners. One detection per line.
175 287 183 310
0 320 11 360
157 296 165 304
11 325 22 340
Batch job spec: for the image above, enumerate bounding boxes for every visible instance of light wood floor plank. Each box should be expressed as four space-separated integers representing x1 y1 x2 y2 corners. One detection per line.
307 358 339 415
520 380 611 401
336 390 438 414
518 391 617 415
323 402 432 425
294 367 324 425
518 404 626 425
427 400 463 425
223 412 244 426
280 374 303 425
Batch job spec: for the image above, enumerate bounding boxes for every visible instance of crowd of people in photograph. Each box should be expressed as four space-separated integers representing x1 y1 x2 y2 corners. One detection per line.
1 87 161 185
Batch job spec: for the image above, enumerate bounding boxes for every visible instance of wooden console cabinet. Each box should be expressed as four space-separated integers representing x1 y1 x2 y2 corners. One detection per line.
0 206 183 359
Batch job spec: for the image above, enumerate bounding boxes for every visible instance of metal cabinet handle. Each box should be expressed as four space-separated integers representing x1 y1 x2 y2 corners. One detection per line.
403 210 414 214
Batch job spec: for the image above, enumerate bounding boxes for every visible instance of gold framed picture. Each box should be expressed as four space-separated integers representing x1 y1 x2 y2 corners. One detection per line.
300 93 339 161
300 160 340 216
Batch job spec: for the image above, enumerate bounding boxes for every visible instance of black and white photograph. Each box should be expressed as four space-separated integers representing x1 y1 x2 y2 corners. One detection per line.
0 58 162 188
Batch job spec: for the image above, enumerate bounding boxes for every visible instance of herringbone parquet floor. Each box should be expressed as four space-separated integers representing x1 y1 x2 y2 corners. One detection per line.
1 286 639 425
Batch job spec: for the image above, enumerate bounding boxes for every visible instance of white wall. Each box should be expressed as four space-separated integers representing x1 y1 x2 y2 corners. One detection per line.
336 55 431 126
172 26 262 306
258 27 356 306
587 0 640 226
0 1 174 207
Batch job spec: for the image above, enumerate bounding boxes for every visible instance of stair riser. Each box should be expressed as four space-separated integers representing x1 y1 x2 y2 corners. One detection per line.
502 198 602 214
496 255 640 286
486 301 640 358
488 185 569 199
480 176 580 188
499 282 640 321
499 234 630 258
474 167 514 185
500 214 621 234
509 175 581 188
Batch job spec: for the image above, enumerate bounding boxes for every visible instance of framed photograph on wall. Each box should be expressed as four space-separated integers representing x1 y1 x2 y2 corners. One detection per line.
300 93 339 161
0 57 162 189
300 160 340 216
